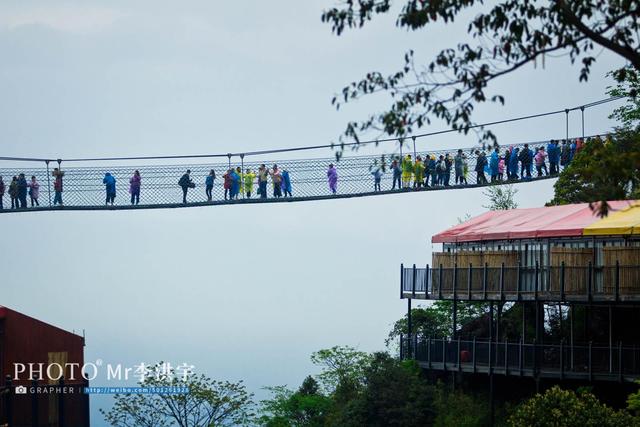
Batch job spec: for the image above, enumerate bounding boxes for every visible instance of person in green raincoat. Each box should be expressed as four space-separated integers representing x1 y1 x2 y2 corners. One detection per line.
401 154 413 189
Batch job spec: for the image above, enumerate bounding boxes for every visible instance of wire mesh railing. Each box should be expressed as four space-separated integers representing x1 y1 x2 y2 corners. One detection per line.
0 136 585 212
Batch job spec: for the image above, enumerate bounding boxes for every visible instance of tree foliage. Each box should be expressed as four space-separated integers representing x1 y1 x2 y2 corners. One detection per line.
321 1 640 145
508 386 638 427
101 363 254 427
483 184 519 210
549 68 640 215
432 386 490 427
386 301 487 346
309 346 372 394
258 377 332 427
548 131 640 215
260 348 492 426
609 65 640 130
327 353 434 427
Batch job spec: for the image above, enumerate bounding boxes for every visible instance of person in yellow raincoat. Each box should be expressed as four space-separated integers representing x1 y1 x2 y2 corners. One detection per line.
401 154 413 188
413 155 425 188
244 169 256 198
236 167 244 197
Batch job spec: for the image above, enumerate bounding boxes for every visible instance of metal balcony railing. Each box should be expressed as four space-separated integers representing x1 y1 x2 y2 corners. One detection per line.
400 263 640 301
399 336 640 382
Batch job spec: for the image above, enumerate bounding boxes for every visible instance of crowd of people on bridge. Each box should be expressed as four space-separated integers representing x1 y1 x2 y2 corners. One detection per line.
383 136 596 191
0 136 604 209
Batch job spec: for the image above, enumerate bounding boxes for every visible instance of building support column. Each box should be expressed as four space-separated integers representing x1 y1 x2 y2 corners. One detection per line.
489 303 494 366
535 301 543 385
558 303 564 340
489 372 495 426
407 298 412 358
585 305 590 343
570 304 575 371
521 302 526 342
452 299 458 340
535 302 542 343
488 302 495 427
452 298 458 391
496 303 502 342
609 305 613 373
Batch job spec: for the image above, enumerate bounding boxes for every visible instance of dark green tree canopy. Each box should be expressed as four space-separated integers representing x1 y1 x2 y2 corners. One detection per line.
509 386 638 427
322 0 640 144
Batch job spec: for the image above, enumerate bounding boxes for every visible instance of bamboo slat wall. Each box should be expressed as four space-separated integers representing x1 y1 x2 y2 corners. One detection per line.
431 251 519 293
456 252 483 292
484 251 519 292
428 244 639 297
549 248 593 293
602 247 640 294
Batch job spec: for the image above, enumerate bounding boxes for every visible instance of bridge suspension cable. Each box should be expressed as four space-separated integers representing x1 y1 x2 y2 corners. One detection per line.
0 95 623 164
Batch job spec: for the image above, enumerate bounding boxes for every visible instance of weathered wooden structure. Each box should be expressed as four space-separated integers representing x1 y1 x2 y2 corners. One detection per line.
399 201 640 419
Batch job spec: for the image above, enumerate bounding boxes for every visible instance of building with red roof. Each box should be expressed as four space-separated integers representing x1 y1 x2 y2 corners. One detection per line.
0 306 89 426
398 201 640 413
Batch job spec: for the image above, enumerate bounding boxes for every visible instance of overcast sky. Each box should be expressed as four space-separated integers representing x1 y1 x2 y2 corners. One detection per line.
0 1 627 425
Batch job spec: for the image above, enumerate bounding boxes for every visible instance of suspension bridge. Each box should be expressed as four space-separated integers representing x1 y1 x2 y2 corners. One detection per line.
0 97 622 214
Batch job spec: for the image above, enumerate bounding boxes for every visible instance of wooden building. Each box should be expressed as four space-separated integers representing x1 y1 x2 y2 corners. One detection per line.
399 201 640 415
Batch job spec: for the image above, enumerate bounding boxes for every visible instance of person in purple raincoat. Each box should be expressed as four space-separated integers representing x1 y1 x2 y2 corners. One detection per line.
129 170 141 205
327 164 338 194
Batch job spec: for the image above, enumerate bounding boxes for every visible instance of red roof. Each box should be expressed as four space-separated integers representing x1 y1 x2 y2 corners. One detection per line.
432 201 636 243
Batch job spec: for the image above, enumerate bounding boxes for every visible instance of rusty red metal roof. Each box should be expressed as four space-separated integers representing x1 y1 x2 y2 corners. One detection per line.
432 200 638 243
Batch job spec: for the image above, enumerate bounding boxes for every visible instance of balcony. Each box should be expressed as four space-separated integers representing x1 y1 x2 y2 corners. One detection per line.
400 263 640 302
400 336 640 382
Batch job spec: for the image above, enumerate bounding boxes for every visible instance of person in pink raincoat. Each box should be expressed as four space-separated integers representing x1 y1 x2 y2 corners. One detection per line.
498 157 505 181
28 175 40 207
327 164 338 194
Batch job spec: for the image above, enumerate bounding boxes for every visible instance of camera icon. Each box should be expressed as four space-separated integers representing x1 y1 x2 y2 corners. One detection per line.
15 385 27 395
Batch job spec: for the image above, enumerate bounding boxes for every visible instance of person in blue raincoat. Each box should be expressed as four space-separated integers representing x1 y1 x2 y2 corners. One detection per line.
103 172 117 205
547 140 560 175
509 147 520 180
281 168 292 197
230 168 240 200
489 147 500 182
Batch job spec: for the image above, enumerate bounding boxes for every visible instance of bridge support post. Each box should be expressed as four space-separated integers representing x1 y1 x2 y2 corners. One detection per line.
45 160 51 208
